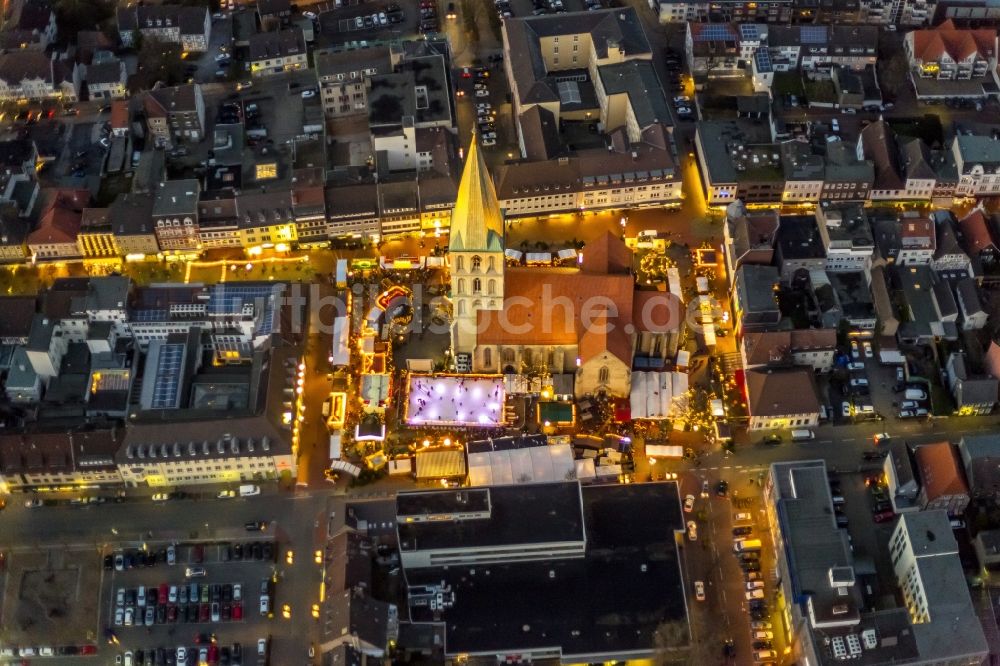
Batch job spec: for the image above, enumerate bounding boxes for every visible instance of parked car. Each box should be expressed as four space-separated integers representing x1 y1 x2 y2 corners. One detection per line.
686 520 697 541
694 580 705 601
683 494 695 512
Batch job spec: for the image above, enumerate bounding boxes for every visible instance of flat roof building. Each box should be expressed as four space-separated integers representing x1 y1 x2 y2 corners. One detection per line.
397 481 687 663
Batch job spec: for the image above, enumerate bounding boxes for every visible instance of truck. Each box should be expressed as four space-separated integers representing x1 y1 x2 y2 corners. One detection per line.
238 484 260 497
791 429 815 441
733 538 762 553
329 433 342 461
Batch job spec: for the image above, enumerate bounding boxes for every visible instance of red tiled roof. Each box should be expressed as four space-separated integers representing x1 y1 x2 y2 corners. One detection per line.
910 20 997 63
27 188 89 245
959 209 999 255
915 441 969 501
581 230 631 275
110 100 128 130
476 267 635 363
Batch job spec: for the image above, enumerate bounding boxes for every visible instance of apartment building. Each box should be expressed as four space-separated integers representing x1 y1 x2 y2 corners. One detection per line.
117 5 211 52
0 51 79 102
314 46 394 118
152 179 201 253
248 28 307 77
0 430 123 491
127 282 286 352
650 0 794 24
953 134 1000 197
109 193 158 256
905 20 996 80
766 459 987 666
741 328 838 373
766 25 878 71
144 84 206 148
816 204 875 271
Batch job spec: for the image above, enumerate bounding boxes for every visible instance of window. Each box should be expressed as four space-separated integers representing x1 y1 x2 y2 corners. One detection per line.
472 255 482 271
472 278 482 294
598 366 610 383
488 279 496 295
488 255 495 271
457 278 466 294
503 348 515 363
483 348 492 366
456 256 464 271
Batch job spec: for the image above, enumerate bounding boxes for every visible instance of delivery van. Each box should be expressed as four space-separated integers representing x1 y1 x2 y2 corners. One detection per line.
239 484 260 497
791 429 814 441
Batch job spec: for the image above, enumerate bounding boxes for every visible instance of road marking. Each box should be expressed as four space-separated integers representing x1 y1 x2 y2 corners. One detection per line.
843 438 856 442
723 466 732 470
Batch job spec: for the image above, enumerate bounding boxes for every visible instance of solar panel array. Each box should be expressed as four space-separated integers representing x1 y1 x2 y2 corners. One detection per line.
695 23 736 41
800 25 827 44
739 24 761 42
754 48 773 73
131 308 170 322
206 284 280 335
150 343 184 409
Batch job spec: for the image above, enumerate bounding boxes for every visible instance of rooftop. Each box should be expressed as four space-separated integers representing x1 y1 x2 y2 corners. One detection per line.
397 482 585 555
404 482 686 661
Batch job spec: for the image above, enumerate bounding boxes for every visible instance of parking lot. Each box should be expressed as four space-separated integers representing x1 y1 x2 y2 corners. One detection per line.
823 341 933 427
317 2 411 43
105 538 281 665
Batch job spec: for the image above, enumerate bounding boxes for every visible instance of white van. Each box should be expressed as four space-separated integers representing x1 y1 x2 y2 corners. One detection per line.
791 429 814 441
239 484 261 497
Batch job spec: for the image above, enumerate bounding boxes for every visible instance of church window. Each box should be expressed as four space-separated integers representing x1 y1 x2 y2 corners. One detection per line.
487 279 496 296
457 278 466 294
548 350 554 366
503 348 515 363
483 348 492 366
488 256 496 271
458 301 467 316
599 366 610 383
473 299 482 310
523 348 532 365
456 256 464 271
472 255 482 271
473 278 482 294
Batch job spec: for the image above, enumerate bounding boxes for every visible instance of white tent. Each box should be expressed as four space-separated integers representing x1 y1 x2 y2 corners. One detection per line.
329 316 350 366
467 443 574 486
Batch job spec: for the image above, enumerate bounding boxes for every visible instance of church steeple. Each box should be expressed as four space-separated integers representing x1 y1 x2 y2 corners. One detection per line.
449 135 504 253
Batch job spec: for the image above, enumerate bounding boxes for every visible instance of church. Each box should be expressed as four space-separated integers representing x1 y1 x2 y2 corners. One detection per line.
448 138 680 399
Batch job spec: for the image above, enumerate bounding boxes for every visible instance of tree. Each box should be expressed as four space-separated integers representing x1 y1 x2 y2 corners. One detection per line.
54 0 114 41
136 37 188 89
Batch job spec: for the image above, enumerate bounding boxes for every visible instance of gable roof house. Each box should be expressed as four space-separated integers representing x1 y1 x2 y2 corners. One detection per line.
958 208 1000 265
117 5 211 52
946 351 997 415
0 51 79 102
904 20 998 99
958 434 1000 503
914 441 971 514
85 57 128 100
27 189 90 260
745 368 821 431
